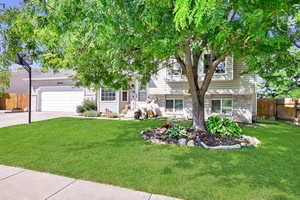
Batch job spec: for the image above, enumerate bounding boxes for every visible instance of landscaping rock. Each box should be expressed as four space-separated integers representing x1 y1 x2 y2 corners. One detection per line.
166 138 177 145
150 138 167 145
178 138 187 146
187 140 195 146
241 135 261 147
187 131 198 140
143 135 150 140
160 127 168 134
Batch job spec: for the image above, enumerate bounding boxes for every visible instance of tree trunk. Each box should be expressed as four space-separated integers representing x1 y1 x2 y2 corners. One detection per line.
190 90 206 130
178 47 225 131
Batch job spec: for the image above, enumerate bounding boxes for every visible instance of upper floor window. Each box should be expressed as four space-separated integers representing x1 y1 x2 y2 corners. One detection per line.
204 54 226 74
211 99 233 114
168 63 182 76
101 88 116 101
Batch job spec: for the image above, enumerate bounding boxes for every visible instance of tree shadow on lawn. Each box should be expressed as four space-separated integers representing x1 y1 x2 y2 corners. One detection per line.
166 128 300 200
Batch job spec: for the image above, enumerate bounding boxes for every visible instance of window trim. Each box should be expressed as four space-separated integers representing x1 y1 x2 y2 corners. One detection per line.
121 90 129 102
202 53 227 75
100 88 117 102
165 98 184 114
211 98 233 115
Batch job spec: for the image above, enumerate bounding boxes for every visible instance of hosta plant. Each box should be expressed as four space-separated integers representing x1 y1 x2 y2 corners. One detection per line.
206 116 242 137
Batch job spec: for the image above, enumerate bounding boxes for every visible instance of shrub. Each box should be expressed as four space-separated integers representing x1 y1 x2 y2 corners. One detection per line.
206 116 242 137
76 100 97 113
165 121 187 139
76 105 85 113
83 110 100 117
82 100 97 111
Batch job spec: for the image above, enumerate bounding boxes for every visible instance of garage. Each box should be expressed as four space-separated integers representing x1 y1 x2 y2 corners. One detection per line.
41 91 84 112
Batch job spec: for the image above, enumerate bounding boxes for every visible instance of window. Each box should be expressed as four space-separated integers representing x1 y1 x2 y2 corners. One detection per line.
121 90 128 102
204 54 226 74
211 99 233 114
168 63 182 76
101 88 116 101
138 89 147 102
165 99 183 113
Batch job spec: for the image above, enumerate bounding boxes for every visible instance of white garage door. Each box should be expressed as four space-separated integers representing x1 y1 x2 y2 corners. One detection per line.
41 91 84 112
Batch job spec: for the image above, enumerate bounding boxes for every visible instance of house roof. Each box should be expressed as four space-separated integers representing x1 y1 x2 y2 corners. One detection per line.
5 69 75 93
24 70 75 81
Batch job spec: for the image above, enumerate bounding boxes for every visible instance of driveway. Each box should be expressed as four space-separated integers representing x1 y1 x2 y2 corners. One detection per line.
0 112 77 128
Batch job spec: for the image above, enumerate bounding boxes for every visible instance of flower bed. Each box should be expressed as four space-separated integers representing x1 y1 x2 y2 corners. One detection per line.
140 119 261 150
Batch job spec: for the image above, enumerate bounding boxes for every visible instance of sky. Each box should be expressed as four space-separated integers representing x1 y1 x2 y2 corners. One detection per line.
0 0 22 8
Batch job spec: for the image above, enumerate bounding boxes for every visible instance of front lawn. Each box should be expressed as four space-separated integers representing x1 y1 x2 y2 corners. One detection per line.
0 118 299 200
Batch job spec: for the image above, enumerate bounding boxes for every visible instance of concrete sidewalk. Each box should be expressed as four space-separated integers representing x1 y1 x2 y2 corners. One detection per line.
0 165 182 200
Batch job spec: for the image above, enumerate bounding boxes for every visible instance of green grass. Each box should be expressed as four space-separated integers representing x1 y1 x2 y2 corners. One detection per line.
0 118 299 200
290 88 300 98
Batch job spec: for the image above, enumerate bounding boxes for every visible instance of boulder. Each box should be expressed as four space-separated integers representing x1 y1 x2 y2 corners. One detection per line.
160 127 168 134
150 138 167 145
178 138 187 146
187 131 198 140
241 135 262 147
187 140 195 146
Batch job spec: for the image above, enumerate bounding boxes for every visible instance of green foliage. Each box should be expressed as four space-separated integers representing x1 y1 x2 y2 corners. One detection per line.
206 116 242 137
83 110 100 118
290 88 300 98
166 121 187 139
0 0 299 128
76 100 97 113
76 105 85 114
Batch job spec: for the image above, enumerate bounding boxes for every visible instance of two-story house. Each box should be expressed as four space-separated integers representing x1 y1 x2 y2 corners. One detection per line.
98 53 257 123
29 53 257 123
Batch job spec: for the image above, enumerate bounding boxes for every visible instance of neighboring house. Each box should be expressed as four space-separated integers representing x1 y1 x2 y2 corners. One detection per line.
6 70 29 93
30 53 257 123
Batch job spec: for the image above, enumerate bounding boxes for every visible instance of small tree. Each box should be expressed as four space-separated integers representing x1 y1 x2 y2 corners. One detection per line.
0 0 299 130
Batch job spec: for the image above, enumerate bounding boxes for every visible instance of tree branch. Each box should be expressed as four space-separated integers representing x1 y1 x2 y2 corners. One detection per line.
175 55 186 74
200 55 227 96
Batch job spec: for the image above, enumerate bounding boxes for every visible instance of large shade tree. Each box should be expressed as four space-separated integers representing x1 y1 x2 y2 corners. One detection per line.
0 0 299 130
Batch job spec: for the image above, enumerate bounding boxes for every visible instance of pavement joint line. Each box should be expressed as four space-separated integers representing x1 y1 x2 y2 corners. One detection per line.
0 169 26 182
147 194 153 200
45 178 77 200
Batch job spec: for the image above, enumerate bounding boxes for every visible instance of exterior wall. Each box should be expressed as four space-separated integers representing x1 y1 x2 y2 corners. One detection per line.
98 90 120 114
148 58 256 95
152 94 254 123
145 56 256 123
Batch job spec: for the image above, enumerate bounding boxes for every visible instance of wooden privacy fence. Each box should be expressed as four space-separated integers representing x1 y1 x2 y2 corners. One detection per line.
0 93 29 110
257 98 300 125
